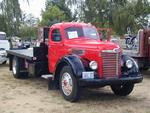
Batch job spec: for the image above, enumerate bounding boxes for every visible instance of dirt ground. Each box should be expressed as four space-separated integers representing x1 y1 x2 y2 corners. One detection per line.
0 64 150 113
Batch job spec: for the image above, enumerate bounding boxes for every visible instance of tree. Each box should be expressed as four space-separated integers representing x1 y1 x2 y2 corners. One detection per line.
112 4 136 35
134 0 150 27
80 0 110 27
77 0 150 35
45 0 74 21
0 0 22 36
0 14 7 32
111 0 150 35
19 13 38 39
40 5 65 26
19 26 37 40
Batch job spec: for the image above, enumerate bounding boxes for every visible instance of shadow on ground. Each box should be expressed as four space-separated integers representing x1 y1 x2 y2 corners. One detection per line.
0 63 9 68
141 70 150 79
79 88 143 103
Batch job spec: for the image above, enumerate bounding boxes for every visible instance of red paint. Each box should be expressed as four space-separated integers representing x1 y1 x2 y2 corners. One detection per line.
48 22 121 78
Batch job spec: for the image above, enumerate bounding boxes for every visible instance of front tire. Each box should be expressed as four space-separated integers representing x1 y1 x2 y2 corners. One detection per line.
59 66 80 102
111 83 134 96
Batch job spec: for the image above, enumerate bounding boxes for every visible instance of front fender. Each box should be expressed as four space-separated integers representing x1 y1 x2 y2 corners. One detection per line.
55 55 85 78
122 55 139 75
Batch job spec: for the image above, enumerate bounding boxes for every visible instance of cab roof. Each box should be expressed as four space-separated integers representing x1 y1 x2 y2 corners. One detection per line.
51 22 94 28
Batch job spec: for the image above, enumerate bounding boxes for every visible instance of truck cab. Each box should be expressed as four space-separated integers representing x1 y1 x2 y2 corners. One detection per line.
7 22 142 102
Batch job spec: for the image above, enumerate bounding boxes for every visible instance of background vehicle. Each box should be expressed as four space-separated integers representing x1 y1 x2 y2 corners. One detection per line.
7 22 142 102
123 28 150 70
0 32 10 64
125 34 138 49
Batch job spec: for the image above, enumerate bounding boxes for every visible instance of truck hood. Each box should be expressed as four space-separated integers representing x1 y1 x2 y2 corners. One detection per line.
65 38 120 51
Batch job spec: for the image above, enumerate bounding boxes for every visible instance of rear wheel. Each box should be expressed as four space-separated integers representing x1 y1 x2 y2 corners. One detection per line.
12 57 28 79
59 66 80 102
111 83 134 96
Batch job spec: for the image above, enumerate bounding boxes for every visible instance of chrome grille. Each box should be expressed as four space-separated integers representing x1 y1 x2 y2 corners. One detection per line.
101 51 121 78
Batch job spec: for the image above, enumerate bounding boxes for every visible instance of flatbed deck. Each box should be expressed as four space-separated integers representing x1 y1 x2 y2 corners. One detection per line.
7 49 33 61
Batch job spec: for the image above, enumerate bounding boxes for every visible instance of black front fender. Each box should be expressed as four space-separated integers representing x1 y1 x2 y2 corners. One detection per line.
55 55 85 78
122 55 139 75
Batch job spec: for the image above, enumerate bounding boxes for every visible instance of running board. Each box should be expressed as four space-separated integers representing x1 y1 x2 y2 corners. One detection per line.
41 74 53 79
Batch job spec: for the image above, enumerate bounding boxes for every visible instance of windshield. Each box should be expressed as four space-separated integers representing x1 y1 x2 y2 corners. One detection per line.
65 26 99 39
0 34 6 40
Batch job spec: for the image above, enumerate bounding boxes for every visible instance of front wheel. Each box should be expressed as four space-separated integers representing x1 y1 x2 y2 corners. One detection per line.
59 66 80 102
111 83 134 96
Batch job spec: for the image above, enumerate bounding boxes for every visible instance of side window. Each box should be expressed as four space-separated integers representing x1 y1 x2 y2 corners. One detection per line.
51 29 61 42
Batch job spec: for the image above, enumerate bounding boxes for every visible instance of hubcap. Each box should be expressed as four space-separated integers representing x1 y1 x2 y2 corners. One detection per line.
12 59 17 75
61 72 73 96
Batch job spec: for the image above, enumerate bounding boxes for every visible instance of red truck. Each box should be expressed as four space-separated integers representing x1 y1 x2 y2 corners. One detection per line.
124 28 150 70
7 22 142 102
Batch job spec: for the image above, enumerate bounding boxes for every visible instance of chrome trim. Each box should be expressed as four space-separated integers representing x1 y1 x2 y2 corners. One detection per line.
102 48 120 53
101 50 115 53
101 51 121 77
116 52 119 75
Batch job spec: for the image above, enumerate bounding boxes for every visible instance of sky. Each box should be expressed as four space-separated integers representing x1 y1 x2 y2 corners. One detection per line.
19 0 46 19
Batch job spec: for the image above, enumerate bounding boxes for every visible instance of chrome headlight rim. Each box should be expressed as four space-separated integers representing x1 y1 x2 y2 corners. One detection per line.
126 60 133 69
89 61 98 70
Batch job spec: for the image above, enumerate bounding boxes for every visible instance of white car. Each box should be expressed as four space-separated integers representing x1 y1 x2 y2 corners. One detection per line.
0 32 10 64
0 48 7 64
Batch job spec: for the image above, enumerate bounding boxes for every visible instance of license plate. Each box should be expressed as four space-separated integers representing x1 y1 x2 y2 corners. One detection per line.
82 72 94 79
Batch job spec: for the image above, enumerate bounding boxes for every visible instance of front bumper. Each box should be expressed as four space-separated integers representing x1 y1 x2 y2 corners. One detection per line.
79 74 143 87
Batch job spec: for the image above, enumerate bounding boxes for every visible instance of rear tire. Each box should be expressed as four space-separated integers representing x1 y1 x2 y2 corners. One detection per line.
59 66 80 102
111 83 134 96
12 57 28 79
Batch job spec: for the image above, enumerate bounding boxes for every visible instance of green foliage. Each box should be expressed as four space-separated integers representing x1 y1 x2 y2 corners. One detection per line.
18 25 37 40
19 13 38 39
54 0 74 21
111 0 150 35
76 0 150 35
1 0 149 37
0 0 22 36
40 0 75 26
40 5 65 26
83 0 109 27
0 0 38 39
112 4 136 35
0 14 7 32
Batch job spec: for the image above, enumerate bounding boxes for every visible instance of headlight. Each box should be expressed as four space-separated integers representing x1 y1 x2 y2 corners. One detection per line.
126 60 133 68
89 61 98 70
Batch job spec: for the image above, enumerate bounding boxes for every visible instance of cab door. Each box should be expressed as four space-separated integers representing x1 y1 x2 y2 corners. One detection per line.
48 28 64 73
